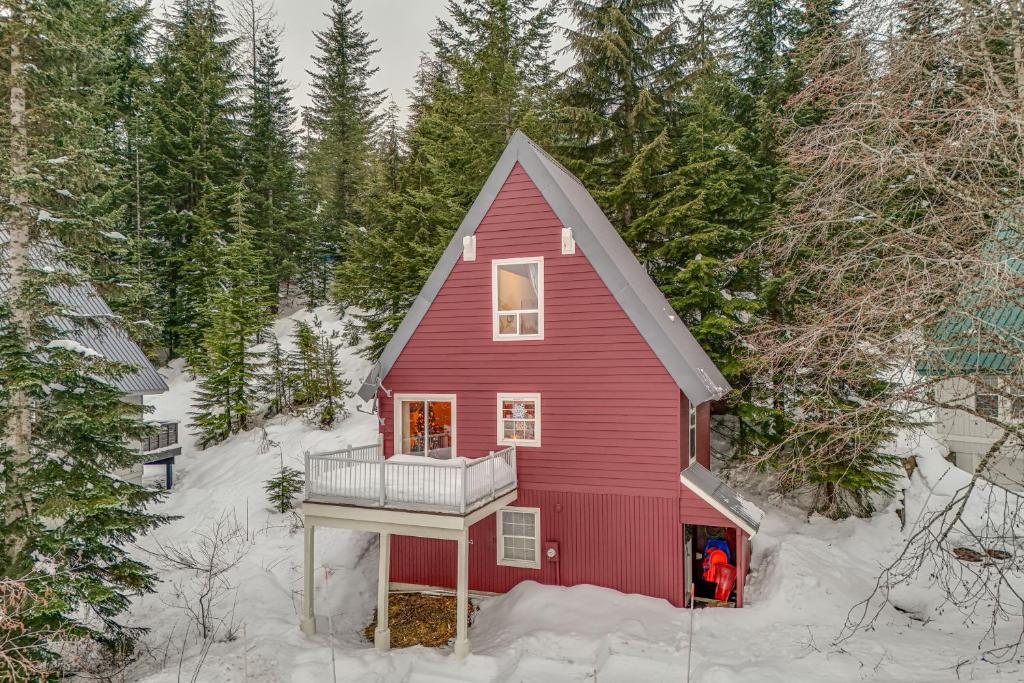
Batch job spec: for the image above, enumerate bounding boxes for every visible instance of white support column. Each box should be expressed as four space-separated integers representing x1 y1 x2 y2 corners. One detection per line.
300 523 316 635
454 530 471 659
375 532 392 652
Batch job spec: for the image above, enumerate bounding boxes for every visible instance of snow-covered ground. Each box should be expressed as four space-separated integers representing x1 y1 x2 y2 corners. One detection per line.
123 306 1024 682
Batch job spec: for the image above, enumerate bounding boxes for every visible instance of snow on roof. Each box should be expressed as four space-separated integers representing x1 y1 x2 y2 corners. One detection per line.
0 227 167 395
680 462 764 536
358 130 731 405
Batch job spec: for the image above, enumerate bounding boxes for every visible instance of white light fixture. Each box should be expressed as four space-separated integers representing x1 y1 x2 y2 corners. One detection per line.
463 234 476 261
561 227 575 255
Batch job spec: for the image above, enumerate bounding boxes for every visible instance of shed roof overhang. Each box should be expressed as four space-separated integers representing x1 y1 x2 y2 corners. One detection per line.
680 462 764 537
358 131 730 406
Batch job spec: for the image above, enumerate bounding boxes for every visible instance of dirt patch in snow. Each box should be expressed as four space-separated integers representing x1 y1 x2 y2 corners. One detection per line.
363 592 476 649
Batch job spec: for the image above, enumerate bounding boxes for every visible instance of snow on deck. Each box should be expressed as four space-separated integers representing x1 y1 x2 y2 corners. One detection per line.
306 452 516 512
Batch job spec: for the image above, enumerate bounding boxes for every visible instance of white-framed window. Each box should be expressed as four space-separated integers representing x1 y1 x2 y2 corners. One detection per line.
496 506 540 569
392 393 456 459
497 393 541 447
492 257 543 340
688 403 697 465
975 375 1000 419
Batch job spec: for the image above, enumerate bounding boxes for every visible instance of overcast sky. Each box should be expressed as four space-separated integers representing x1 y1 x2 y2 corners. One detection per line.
280 0 454 117
174 0 572 121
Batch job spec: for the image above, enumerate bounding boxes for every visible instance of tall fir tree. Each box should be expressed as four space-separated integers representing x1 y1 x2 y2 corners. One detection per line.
234 4 308 299
0 0 168 666
191 187 275 447
628 0 769 380
727 0 803 166
107 0 164 354
302 0 385 304
43 0 162 352
333 0 558 358
143 0 240 359
558 0 683 236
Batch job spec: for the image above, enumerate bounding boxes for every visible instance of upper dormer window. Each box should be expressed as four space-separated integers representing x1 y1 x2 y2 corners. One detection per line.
492 257 543 340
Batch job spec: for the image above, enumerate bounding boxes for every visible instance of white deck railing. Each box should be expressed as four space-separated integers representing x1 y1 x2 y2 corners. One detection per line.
304 443 517 514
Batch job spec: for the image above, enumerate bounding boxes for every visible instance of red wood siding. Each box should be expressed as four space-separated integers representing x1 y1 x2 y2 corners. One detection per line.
697 402 711 468
679 485 735 528
379 162 739 606
379 163 683 496
390 487 686 606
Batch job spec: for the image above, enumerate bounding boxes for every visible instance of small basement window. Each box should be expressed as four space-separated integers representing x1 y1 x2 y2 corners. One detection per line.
497 393 541 447
493 257 543 340
497 507 540 569
975 375 1000 419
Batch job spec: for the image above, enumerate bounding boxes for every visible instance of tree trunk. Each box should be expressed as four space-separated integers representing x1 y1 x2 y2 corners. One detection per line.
4 34 35 566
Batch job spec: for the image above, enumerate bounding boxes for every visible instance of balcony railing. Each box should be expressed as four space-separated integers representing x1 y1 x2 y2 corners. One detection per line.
141 421 179 454
304 442 517 514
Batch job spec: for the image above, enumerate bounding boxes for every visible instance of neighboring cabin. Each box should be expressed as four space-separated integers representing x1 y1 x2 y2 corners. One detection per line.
300 132 763 658
923 226 1024 492
0 229 179 485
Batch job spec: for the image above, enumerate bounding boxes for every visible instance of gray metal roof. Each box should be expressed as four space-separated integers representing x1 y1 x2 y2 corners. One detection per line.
359 130 731 404
680 462 764 536
0 228 168 395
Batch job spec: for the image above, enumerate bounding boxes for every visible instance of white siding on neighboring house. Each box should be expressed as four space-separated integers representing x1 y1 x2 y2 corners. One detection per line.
934 377 1024 491
115 394 146 484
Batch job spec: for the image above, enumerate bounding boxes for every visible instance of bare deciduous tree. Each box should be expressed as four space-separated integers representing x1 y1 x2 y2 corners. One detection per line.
0 578 63 680
143 513 251 642
745 0 1024 658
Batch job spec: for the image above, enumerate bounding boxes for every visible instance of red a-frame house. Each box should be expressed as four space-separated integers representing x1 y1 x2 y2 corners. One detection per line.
300 132 762 658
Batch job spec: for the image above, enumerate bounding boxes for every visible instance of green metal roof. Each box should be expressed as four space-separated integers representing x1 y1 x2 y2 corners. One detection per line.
920 224 1024 375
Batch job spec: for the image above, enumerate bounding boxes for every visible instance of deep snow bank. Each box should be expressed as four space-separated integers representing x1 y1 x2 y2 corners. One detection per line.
123 306 1024 682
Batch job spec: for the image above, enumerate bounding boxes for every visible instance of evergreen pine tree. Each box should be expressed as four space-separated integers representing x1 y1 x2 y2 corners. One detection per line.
629 1 769 379
302 0 385 303
332 0 558 358
261 336 292 417
558 0 683 236
46 0 163 352
143 0 240 359
264 463 305 513
0 0 168 664
237 13 308 299
727 0 803 167
190 187 274 447
288 317 351 428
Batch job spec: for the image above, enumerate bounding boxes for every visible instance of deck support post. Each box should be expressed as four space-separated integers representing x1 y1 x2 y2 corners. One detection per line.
375 532 391 652
300 523 316 635
454 530 471 659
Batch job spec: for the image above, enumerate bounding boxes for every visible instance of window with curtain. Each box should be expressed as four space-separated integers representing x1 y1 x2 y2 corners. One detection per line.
493 257 543 339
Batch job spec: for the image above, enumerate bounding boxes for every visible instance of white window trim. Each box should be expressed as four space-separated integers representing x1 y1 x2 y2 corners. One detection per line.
496 506 541 569
974 375 1001 420
392 393 457 457
688 403 697 465
497 392 541 448
492 256 544 341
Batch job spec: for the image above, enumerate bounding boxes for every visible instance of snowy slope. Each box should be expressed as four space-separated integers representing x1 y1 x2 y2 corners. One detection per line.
124 306 1024 682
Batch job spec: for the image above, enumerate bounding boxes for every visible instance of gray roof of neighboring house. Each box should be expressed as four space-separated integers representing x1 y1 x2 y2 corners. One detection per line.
358 130 731 405
680 462 764 536
0 228 168 395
